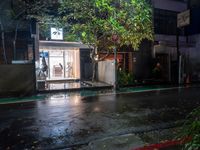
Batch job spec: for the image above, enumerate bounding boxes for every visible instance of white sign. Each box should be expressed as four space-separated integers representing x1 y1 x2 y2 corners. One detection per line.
177 10 190 28
51 27 63 40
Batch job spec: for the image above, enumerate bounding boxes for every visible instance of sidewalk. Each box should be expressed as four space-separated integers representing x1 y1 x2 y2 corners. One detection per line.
0 84 190 104
78 128 182 150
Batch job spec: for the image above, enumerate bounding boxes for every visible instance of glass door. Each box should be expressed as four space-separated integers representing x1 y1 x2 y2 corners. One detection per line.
64 49 80 79
49 50 64 79
39 48 80 80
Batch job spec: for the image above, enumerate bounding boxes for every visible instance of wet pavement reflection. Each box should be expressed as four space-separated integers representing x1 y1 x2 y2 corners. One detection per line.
0 86 200 149
38 81 112 91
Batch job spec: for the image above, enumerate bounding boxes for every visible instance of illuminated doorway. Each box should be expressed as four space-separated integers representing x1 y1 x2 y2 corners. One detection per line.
39 48 80 80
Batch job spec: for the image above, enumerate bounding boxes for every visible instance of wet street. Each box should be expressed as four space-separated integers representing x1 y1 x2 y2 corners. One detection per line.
0 86 200 150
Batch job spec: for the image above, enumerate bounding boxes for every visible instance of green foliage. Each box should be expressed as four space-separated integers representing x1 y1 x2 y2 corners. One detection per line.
118 70 134 86
39 23 51 39
179 106 200 150
8 0 153 51
64 33 79 42
59 0 153 51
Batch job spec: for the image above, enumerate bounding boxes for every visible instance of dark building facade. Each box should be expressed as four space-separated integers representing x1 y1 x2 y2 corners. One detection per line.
185 0 200 82
0 0 36 96
0 0 36 64
152 0 200 83
152 0 189 83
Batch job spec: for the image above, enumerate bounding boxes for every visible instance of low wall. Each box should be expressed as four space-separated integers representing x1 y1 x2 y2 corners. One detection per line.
0 64 36 97
98 60 115 85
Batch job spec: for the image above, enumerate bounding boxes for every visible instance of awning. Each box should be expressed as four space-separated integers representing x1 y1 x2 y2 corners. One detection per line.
39 41 90 49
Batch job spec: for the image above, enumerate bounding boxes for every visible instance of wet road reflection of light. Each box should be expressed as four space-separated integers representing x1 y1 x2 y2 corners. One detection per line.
35 94 84 139
94 106 101 112
72 95 81 106
36 94 82 106
1 86 200 149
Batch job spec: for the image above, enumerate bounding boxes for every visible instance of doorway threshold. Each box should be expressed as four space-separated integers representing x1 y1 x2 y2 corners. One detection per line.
46 78 80 82
37 80 113 93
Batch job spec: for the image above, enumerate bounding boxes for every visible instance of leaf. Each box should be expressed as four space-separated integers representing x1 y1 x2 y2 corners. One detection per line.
81 32 86 38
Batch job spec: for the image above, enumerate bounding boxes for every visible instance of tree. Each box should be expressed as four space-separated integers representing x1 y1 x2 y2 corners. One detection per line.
58 0 153 81
0 0 56 64
1 0 153 81
178 106 200 150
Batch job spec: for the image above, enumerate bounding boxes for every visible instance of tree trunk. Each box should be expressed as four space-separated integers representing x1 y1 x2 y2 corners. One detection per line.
92 61 96 82
0 18 7 64
13 21 19 60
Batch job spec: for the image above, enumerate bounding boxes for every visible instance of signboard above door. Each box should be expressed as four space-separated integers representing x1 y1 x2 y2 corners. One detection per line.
51 27 63 40
177 10 190 28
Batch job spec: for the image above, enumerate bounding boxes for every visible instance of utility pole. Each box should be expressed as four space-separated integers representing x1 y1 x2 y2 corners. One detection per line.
177 9 190 84
176 27 181 84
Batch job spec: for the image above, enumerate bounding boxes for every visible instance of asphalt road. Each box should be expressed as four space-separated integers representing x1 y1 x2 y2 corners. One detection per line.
0 86 200 150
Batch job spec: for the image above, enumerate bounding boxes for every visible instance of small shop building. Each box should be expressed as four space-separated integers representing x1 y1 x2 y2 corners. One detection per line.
38 40 92 82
